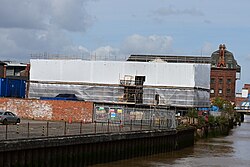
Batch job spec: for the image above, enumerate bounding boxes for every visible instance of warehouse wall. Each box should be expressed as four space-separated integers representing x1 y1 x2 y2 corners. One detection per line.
0 98 93 122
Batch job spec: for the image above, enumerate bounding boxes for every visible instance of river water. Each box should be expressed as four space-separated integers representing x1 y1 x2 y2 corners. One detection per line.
93 115 250 167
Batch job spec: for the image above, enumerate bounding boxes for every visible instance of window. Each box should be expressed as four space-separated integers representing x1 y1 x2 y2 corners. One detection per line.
210 89 215 94
6 68 14 76
219 89 223 94
219 79 223 84
211 78 215 84
227 89 231 94
227 79 231 84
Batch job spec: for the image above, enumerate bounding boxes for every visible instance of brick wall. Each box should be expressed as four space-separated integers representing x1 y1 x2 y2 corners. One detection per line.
210 68 236 102
0 98 93 122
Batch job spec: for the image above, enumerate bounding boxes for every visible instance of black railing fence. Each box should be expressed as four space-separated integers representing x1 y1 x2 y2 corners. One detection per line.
0 119 175 140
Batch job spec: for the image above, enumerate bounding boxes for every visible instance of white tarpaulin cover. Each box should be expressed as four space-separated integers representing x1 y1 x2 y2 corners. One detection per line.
30 59 210 89
29 59 210 107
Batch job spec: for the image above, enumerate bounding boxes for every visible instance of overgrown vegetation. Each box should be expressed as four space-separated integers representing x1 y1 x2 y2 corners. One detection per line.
183 97 241 137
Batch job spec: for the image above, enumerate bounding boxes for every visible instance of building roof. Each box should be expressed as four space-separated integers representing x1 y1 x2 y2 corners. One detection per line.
211 48 241 72
2 61 27 67
0 61 7 65
127 55 211 64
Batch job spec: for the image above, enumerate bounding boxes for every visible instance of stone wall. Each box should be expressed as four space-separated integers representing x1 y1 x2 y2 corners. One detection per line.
0 98 93 122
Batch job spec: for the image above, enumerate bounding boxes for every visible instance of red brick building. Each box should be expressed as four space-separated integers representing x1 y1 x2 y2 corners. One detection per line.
210 44 241 103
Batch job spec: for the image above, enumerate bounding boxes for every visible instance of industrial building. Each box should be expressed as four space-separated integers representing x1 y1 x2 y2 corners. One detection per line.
27 58 210 128
210 44 241 103
28 58 210 108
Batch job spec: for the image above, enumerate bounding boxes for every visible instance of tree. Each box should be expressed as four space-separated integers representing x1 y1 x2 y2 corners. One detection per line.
187 108 198 124
212 97 235 125
212 97 225 109
211 97 234 112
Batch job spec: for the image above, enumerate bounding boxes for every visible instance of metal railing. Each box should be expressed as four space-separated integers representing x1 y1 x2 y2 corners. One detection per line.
0 119 175 140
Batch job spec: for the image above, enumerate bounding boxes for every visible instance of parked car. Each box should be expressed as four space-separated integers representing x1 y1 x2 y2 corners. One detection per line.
0 110 20 125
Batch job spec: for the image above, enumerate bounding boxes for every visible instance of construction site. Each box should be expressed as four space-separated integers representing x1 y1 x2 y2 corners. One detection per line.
22 56 210 128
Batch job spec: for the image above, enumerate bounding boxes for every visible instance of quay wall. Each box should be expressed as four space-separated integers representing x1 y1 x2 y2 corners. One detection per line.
0 98 93 122
0 128 194 167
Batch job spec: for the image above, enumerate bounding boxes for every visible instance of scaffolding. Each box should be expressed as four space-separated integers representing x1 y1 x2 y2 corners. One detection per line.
120 75 145 104
28 81 210 108
28 59 210 108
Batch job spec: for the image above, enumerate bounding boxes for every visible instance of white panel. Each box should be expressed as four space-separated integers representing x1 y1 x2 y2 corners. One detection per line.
194 64 211 89
30 59 210 89
242 89 248 98
60 60 92 82
91 61 123 84
30 59 62 81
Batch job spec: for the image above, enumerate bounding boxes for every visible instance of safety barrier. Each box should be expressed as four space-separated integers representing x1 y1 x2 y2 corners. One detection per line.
0 119 176 140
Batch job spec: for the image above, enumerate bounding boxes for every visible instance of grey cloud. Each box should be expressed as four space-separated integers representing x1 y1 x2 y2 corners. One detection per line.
93 46 121 60
88 34 174 61
7 28 71 51
0 29 23 59
0 0 96 61
0 0 48 29
0 0 93 32
49 0 93 32
0 27 74 61
121 34 173 55
154 6 204 17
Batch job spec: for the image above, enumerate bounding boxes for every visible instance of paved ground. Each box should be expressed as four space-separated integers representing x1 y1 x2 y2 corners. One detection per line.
0 119 152 140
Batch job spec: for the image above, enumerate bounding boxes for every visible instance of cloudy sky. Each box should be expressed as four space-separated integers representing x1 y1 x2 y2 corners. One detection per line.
0 0 250 90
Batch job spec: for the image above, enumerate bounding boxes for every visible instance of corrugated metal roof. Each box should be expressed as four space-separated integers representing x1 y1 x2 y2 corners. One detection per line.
127 54 211 64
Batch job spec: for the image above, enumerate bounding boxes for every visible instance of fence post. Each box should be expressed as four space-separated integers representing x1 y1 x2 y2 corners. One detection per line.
119 120 122 132
16 124 19 134
46 121 49 136
107 119 110 133
42 126 45 136
5 124 8 140
158 118 161 129
130 119 132 131
153 118 155 128
64 121 67 135
140 119 143 131
150 119 152 130
27 122 30 138
94 121 97 134
80 121 82 134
